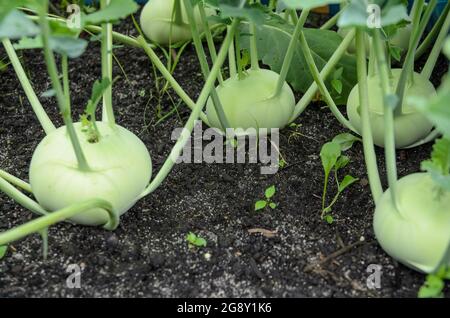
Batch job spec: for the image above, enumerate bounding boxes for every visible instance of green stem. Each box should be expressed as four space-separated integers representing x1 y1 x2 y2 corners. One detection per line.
298 29 357 133
416 1 450 60
139 19 239 199
0 169 32 193
275 9 309 97
289 9 299 25
421 8 450 80
228 26 237 78
320 5 346 30
173 0 184 26
250 23 260 70
395 0 436 116
235 27 243 78
290 29 355 121
2 39 55 135
185 0 230 131
62 54 71 112
198 2 223 84
355 29 383 203
137 36 210 125
368 38 377 77
321 172 329 212
100 0 115 127
373 30 398 207
0 199 117 246
38 1 89 171
0 176 47 216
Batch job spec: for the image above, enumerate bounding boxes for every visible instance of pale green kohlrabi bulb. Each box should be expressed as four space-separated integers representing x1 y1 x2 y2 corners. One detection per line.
140 0 214 45
206 69 296 135
347 69 435 148
30 122 152 226
374 173 450 273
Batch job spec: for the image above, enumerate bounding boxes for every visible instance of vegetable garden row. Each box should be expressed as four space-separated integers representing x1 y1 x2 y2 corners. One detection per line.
0 0 449 297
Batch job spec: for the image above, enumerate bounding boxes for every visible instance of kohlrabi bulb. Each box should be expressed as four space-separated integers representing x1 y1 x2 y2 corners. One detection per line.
206 69 296 134
347 69 435 148
374 173 450 273
139 0 214 45
29 122 152 226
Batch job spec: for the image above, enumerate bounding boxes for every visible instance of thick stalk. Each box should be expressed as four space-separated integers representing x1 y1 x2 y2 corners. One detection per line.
275 9 309 97
373 31 398 208
250 23 260 70
198 2 223 84
139 19 239 198
62 54 71 112
228 28 237 78
395 0 436 116
38 1 89 171
0 169 32 193
0 177 47 216
2 39 55 135
185 0 230 131
137 36 210 125
298 30 357 133
416 1 450 60
421 8 450 79
100 0 115 127
290 29 355 121
355 29 383 203
0 199 117 246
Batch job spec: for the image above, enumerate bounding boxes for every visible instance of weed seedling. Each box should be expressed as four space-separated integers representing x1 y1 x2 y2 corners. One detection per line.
418 266 450 298
186 232 207 248
255 185 277 211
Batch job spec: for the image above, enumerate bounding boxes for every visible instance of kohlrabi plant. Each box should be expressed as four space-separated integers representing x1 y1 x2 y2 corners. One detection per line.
326 0 450 274
140 0 216 45
0 0 237 253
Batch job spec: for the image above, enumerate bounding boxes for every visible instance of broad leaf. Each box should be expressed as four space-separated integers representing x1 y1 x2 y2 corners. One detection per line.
320 142 341 177
82 0 139 25
421 138 450 191
241 17 357 104
218 1 266 25
265 185 276 199
0 9 40 39
338 175 358 192
332 133 361 151
281 0 343 10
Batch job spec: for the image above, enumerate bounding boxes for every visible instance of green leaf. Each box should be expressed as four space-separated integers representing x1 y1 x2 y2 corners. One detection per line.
186 232 207 247
332 133 361 151
335 155 350 170
265 185 276 199
338 175 358 193
255 200 268 211
50 36 88 58
389 45 402 62
82 0 139 26
331 79 343 94
241 19 357 105
324 214 334 224
269 202 277 209
421 138 450 191
281 0 343 10
218 1 266 25
0 245 7 259
320 142 342 177
338 0 409 29
418 275 445 298
0 9 40 40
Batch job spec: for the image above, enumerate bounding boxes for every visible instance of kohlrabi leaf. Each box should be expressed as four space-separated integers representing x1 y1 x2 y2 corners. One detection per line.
218 1 266 25
280 0 343 10
338 0 409 29
82 0 139 26
320 142 342 177
335 155 350 169
50 36 87 58
0 9 40 39
241 17 357 104
86 78 112 116
421 138 450 191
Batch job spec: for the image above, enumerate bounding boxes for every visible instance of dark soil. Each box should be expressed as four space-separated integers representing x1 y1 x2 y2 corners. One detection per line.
0 14 449 298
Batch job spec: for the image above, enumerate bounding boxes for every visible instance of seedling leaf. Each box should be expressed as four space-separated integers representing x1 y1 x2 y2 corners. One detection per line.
186 232 207 247
320 142 341 177
338 175 358 193
255 200 267 211
269 202 277 209
265 185 276 199
331 79 343 94
0 245 7 259
332 133 361 151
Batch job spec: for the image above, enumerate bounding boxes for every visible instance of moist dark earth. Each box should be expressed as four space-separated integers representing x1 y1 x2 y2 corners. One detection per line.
0 13 449 298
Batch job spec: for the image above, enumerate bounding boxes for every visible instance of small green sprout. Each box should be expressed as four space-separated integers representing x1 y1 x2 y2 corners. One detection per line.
320 133 361 223
186 232 207 248
255 185 277 211
331 67 343 95
418 266 450 298
0 246 7 260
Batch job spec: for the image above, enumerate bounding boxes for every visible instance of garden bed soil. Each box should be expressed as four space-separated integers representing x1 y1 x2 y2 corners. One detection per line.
0 16 448 297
